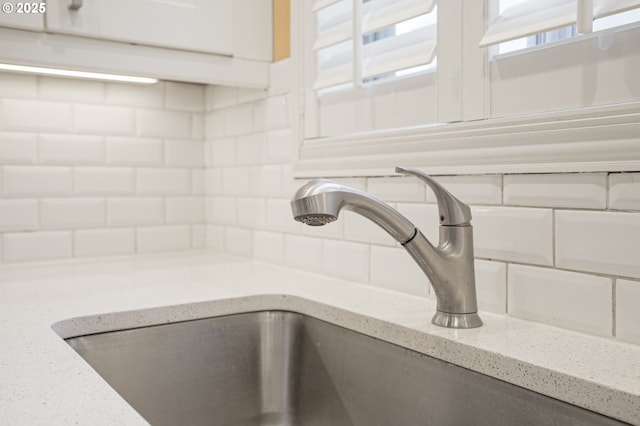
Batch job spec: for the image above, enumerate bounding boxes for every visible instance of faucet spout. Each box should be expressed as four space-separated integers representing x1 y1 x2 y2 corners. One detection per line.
291 168 482 329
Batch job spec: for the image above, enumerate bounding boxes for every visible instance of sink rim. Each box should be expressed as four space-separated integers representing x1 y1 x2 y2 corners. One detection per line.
51 294 640 426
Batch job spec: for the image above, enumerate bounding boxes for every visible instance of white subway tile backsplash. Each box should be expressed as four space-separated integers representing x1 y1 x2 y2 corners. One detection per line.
508 264 612 337
137 168 191 195
0 73 37 99
616 279 640 345
0 132 37 164
137 225 191 253
238 88 269 104
250 165 283 197
106 137 163 166
74 167 135 195
3 231 72 262
207 86 238 110
368 176 426 203
209 196 237 225
224 227 252 257
40 198 105 229
137 109 192 139
284 234 323 273
192 170 205 195
224 104 253 136
74 105 135 135
396 203 440 243
0 99 72 132
165 82 204 112
556 210 640 278
343 211 397 246
0 76 206 264
107 198 164 226
609 173 640 211
370 245 429 297
165 139 203 168
191 224 205 248
205 224 225 251
2 63 639 348
0 199 38 231
237 133 266 165
322 239 369 283
39 78 104 103
253 230 284 264
472 206 553 265
105 82 164 108
237 197 267 228
39 134 104 165
426 175 502 206
191 113 204 140
474 260 507 314
281 166 297 199
222 167 250 196
210 137 237 166
253 95 289 132
205 169 223 195
266 198 299 233
3 166 71 197
265 129 292 163
504 173 607 209
205 111 225 139
74 228 135 258
166 197 205 224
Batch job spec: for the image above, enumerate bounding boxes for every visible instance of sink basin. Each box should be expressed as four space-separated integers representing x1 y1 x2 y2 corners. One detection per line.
66 311 628 426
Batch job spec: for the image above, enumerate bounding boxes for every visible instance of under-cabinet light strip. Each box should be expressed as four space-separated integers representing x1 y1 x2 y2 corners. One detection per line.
0 63 158 84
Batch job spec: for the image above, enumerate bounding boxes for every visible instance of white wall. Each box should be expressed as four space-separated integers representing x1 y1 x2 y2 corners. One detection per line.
0 74 205 262
1 63 638 347
204 59 640 346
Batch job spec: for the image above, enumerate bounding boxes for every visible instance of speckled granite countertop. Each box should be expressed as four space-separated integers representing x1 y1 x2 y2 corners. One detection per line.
0 251 638 425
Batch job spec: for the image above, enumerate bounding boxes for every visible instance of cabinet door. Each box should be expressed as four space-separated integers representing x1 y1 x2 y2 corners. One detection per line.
46 0 233 55
0 1 45 31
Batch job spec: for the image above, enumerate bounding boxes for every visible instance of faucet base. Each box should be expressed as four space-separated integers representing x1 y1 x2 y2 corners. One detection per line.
432 311 483 329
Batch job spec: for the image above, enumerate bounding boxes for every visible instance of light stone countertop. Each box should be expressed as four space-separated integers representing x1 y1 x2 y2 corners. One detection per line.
0 251 639 425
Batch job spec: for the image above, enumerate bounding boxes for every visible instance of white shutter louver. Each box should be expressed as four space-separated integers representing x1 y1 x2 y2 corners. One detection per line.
480 0 640 47
312 0 437 91
362 25 437 79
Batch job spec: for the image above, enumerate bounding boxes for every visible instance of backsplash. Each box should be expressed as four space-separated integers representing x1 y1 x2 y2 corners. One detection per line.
204 60 640 346
1 64 638 347
0 74 205 262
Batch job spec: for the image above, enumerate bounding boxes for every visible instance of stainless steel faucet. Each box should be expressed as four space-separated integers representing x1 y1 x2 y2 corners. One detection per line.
290 166 482 329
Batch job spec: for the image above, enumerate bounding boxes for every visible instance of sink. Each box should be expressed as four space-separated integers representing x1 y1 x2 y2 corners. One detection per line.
66 311 628 426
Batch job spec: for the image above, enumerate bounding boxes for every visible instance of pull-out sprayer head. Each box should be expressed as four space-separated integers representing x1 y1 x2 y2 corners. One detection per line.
290 178 416 243
295 213 337 226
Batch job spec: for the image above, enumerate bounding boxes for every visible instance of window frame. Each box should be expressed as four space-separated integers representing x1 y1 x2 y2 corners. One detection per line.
292 0 640 178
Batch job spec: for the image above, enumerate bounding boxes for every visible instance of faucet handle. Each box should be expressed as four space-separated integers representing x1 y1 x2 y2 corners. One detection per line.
395 166 472 226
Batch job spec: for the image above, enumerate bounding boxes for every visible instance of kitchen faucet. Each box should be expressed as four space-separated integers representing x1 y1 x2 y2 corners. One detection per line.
290 166 482 329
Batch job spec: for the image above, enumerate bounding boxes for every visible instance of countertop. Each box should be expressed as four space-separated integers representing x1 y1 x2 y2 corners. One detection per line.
0 251 638 425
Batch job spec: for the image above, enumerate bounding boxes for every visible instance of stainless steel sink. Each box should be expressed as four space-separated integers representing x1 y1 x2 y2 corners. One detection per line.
66 311 628 426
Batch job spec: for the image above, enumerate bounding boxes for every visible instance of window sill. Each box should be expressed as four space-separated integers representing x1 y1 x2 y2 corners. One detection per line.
294 102 640 178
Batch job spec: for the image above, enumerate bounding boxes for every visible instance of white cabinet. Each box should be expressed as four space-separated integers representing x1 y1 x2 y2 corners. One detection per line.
0 1 45 31
0 0 271 88
46 0 233 55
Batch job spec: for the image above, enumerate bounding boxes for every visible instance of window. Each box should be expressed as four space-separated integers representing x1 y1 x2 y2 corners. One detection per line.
304 0 438 137
485 0 640 54
486 0 640 117
293 0 640 177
